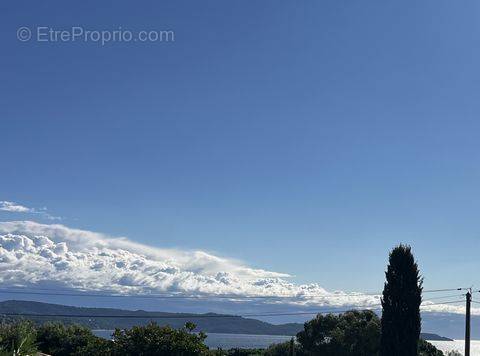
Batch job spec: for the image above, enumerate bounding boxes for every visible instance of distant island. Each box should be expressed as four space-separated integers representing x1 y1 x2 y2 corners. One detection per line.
420 332 453 341
0 300 452 341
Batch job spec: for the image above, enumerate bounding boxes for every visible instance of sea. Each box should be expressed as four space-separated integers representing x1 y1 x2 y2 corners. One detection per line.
428 340 480 355
93 330 292 349
92 330 480 354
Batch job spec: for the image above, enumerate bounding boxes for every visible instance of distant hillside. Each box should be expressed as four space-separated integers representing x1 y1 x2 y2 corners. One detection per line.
0 300 454 340
0 300 302 336
420 332 453 341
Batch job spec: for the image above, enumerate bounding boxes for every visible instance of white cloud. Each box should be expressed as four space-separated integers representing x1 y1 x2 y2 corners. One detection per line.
0 220 473 315
0 201 61 221
0 201 32 213
0 221 380 307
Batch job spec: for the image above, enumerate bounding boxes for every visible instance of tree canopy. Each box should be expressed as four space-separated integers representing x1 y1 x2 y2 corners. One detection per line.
112 321 209 356
36 322 111 356
381 244 423 356
296 310 381 356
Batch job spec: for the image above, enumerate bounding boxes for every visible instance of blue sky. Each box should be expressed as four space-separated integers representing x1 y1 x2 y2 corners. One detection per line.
1 0 480 295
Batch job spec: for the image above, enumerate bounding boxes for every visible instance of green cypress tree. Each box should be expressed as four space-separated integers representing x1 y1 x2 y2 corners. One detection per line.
381 245 423 356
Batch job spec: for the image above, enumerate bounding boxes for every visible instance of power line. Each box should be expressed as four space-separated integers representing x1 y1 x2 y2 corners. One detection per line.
422 294 465 302
423 288 466 293
0 287 466 301
0 300 463 319
0 312 243 319
213 299 464 317
0 308 381 319
0 305 384 319
0 289 237 300
253 300 464 317
420 300 464 307
0 289 380 300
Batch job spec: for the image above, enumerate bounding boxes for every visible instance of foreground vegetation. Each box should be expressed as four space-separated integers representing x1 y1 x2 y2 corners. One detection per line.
0 314 448 356
0 245 460 355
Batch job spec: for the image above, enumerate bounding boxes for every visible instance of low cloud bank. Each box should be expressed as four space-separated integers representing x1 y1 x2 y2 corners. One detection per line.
0 221 471 315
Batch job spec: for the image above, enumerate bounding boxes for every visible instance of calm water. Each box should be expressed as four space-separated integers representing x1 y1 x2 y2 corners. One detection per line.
93 331 480 353
204 333 292 349
428 340 480 355
93 330 291 349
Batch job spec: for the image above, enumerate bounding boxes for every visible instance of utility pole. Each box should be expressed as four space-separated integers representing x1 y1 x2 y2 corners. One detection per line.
465 289 472 356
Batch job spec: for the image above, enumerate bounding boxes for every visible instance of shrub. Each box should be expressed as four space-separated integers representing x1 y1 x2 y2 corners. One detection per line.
112 321 209 355
0 320 37 356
